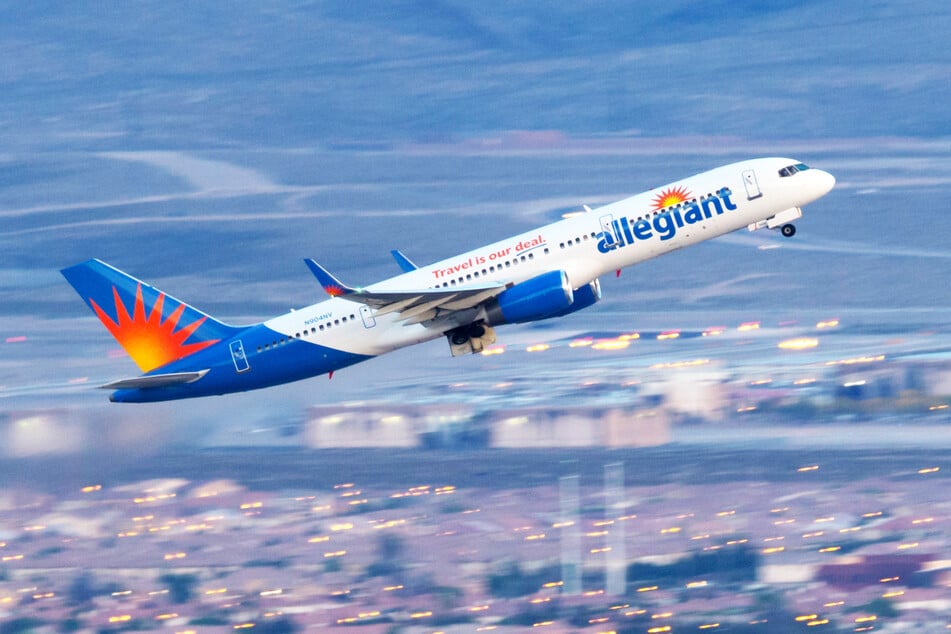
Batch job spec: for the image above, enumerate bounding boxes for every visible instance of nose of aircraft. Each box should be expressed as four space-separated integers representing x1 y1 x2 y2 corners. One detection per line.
814 169 836 197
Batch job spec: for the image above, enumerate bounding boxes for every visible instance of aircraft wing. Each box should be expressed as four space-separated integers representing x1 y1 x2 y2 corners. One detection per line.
305 258 506 325
100 370 209 390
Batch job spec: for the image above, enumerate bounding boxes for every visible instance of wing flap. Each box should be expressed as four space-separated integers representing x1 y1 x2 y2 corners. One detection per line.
101 370 209 390
439 289 501 311
304 258 507 322
401 309 439 326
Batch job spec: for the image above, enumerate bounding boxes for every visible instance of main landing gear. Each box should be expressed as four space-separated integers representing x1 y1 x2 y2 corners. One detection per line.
447 323 497 356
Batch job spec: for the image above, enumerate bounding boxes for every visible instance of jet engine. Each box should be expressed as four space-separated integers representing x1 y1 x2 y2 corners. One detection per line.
484 270 574 326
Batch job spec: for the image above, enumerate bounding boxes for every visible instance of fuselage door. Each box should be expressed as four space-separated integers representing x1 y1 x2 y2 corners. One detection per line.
360 305 376 328
229 340 250 373
742 169 762 200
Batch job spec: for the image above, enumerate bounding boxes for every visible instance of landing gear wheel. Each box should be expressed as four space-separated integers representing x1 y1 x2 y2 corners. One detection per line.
781 224 796 238
468 324 486 338
450 331 469 346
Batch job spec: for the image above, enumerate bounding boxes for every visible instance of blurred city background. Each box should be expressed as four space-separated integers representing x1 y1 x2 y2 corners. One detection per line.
1 1 949 632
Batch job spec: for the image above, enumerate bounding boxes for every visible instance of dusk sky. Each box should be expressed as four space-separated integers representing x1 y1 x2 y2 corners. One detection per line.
2 1 949 433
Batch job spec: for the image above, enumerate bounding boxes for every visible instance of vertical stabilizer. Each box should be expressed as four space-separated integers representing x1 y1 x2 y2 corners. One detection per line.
61 259 239 373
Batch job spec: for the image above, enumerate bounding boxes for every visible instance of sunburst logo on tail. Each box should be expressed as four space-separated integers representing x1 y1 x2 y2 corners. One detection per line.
323 284 346 297
89 284 219 373
651 185 692 211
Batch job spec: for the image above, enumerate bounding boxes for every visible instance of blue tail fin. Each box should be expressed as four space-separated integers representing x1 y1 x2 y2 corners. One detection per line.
61 259 239 373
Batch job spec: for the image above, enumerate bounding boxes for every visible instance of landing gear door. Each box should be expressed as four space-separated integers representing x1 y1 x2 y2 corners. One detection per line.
742 169 762 200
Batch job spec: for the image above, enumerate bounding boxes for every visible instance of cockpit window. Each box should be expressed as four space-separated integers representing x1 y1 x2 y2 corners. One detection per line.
778 163 811 177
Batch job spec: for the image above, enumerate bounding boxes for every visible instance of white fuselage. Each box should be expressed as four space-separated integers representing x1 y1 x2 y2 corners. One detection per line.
265 157 835 358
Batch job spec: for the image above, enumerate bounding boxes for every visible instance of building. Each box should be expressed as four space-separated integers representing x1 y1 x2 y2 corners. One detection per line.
488 406 670 448
304 403 472 448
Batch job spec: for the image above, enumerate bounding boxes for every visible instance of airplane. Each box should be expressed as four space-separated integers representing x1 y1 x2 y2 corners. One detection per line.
62 157 835 402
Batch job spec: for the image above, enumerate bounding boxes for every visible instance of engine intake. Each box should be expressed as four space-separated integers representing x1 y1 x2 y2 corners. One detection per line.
550 278 601 318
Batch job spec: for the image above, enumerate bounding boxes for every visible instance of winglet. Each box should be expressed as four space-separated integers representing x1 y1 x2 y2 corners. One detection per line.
304 259 357 297
390 249 418 273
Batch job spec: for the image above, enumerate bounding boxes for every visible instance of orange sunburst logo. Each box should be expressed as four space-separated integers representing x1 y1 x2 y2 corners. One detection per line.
324 284 345 297
651 185 692 211
89 284 219 373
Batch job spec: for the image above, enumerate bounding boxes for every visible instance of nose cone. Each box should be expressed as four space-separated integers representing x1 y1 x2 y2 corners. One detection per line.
814 169 836 197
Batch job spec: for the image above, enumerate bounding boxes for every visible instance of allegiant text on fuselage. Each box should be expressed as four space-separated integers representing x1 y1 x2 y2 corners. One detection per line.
596 187 738 254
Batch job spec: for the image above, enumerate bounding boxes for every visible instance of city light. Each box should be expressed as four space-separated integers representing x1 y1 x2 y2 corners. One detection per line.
778 337 818 350
650 358 710 370
826 354 885 366
592 338 630 350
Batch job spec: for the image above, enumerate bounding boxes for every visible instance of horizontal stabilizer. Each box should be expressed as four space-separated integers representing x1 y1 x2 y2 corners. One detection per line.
100 369 209 390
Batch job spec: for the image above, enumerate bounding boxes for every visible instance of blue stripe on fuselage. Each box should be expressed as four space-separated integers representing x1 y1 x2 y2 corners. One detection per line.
109 324 372 402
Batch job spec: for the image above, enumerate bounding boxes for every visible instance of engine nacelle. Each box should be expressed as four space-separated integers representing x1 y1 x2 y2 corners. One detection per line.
550 278 601 318
485 270 573 325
